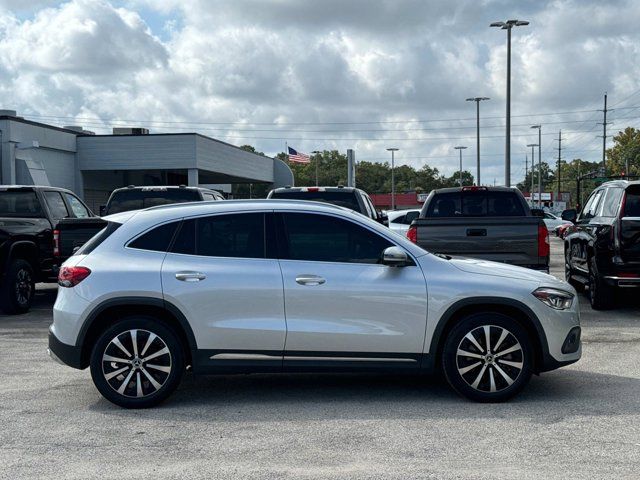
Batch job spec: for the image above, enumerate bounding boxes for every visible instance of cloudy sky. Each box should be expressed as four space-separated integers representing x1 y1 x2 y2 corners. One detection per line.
0 0 639 184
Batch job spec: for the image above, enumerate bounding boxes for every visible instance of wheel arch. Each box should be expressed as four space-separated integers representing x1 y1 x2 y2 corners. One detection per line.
77 297 197 369
424 297 549 375
7 241 39 273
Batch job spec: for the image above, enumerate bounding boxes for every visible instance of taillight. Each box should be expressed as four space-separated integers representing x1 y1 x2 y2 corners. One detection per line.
407 225 418 243
538 224 550 257
58 266 91 287
53 230 60 257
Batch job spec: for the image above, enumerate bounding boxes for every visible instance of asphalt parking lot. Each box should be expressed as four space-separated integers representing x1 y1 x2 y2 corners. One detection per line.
1 237 639 480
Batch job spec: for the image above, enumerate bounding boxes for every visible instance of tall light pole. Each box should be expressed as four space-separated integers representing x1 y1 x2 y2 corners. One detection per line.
386 148 399 210
491 19 529 187
466 97 490 185
311 150 321 186
527 143 538 205
531 125 542 206
454 146 468 187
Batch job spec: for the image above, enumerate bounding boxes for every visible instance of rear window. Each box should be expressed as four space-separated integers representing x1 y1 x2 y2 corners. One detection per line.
106 189 201 215
270 191 361 212
624 186 640 217
0 190 44 218
424 191 526 217
74 222 121 256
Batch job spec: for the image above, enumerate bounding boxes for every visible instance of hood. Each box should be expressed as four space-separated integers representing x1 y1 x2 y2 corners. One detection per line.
449 256 561 285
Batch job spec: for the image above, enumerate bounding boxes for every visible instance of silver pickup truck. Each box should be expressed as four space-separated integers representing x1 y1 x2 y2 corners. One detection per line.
407 186 550 271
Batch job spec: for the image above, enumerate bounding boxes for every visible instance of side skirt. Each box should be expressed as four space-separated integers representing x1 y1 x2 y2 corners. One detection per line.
192 350 427 375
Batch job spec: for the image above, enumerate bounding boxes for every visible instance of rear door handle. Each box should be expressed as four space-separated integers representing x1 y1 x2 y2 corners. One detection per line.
295 275 326 286
175 271 207 282
466 228 487 237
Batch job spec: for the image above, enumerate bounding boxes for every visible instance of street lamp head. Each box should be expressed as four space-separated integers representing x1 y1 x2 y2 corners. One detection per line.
454 146 468 150
530 124 541 130
492 19 528 29
526 143 539 148
515 20 529 26
466 97 490 102
386 148 399 152
490 21 505 27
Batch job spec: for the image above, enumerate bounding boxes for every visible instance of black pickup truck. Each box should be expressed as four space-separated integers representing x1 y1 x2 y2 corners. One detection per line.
0 186 99 313
563 180 640 309
407 186 550 271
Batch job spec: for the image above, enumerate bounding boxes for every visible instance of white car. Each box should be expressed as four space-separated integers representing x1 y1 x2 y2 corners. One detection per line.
387 209 421 235
542 212 572 231
49 200 581 408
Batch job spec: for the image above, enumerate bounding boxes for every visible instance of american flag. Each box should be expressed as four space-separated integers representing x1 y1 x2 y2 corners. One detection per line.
287 146 310 164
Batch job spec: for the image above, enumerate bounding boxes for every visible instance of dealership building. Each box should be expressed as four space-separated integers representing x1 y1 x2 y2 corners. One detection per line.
0 110 293 212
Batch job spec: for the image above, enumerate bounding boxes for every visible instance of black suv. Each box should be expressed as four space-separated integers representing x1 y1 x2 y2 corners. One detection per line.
563 180 640 309
267 186 388 226
101 185 225 216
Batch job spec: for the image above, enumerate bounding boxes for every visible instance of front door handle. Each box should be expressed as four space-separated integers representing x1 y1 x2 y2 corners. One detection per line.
175 271 207 282
295 275 326 286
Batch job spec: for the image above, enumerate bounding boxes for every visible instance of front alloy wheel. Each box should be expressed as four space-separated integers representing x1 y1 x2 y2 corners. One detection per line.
90 317 184 408
443 313 533 402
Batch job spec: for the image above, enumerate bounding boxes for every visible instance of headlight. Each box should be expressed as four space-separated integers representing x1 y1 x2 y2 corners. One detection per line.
532 287 574 310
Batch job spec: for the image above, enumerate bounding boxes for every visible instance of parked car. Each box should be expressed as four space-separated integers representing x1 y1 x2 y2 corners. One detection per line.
541 211 573 231
563 180 640 309
267 186 388 226
49 199 581 408
407 186 550 271
0 185 97 313
55 185 224 260
387 209 421 235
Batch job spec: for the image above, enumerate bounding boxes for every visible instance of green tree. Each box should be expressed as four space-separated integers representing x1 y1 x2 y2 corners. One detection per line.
606 127 640 177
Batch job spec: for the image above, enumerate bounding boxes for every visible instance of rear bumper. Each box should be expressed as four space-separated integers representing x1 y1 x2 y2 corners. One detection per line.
48 328 84 369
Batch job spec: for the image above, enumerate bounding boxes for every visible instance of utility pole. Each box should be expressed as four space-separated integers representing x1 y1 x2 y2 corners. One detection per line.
531 125 542 206
490 19 529 187
466 97 490 185
527 143 538 204
598 93 610 175
386 148 399 209
311 150 321 186
454 146 468 186
556 130 562 203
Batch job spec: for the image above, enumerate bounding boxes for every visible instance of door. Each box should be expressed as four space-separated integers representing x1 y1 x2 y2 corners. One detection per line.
160 212 286 369
570 189 605 272
276 212 428 369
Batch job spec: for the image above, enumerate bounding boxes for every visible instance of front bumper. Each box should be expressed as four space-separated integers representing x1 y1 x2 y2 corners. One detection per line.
48 328 84 369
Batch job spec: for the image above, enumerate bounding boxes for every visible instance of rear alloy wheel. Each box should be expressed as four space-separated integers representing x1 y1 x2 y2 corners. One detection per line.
442 313 533 402
588 257 613 310
0 259 35 314
90 317 184 408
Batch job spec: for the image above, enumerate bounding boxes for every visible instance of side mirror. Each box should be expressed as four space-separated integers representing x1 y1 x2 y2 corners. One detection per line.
377 210 389 227
561 209 577 223
381 246 409 267
99 205 106 216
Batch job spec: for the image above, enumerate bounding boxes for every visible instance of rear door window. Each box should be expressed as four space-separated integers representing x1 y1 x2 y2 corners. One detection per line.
44 191 69 220
128 222 180 252
0 190 43 217
600 188 624 217
624 186 640 217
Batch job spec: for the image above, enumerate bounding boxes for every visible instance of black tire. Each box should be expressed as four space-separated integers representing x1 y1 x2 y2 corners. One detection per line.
565 248 585 292
90 316 184 408
442 313 533 403
588 257 614 310
0 259 35 314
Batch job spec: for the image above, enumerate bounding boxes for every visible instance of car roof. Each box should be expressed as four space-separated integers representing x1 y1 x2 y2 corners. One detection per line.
0 185 74 193
111 185 218 193
431 186 519 194
270 186 360 193
597 179 640 189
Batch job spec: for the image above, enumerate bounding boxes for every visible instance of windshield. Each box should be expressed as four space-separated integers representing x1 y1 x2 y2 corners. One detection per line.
106 189 201 215
0 190 44 218
270 191 360 211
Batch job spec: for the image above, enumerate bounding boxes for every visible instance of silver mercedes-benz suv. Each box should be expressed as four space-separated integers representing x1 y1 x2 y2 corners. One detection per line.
49 200 581 408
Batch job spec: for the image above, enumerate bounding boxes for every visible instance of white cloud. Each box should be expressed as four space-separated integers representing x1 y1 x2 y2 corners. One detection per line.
0 0 639 184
